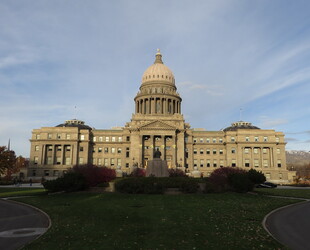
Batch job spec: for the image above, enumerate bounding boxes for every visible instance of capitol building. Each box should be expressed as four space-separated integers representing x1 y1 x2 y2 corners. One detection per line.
28 50 296 183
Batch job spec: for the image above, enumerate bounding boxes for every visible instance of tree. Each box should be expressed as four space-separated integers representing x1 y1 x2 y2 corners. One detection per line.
0 146 16 175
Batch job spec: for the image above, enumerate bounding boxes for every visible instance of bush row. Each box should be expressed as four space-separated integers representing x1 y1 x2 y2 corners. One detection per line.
115 177 200 194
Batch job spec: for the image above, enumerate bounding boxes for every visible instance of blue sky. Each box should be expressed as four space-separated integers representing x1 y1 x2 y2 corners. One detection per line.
1 0 310 157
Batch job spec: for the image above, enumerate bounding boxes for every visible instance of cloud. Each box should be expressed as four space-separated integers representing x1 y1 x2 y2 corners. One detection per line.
178 81 224 96
257 116 288 128
285 138 300 142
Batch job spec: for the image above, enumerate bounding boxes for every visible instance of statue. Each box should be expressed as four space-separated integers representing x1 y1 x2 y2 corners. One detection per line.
153 149 161 158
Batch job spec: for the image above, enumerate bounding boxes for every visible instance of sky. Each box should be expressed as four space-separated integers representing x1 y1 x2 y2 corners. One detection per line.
1 0 310 157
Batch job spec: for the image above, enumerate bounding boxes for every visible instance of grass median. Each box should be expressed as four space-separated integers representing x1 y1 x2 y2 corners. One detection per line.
15 192 300 249
0 187 46 198
254 188 310 199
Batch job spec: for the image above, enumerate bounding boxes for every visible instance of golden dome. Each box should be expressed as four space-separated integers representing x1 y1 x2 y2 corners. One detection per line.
141 49 175 85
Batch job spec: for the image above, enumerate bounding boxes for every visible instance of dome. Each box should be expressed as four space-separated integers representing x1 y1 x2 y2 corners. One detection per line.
141 49 175 86
56 119 92 130
223 121 260 131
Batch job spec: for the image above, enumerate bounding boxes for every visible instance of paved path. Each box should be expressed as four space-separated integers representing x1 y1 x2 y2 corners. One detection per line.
0 199 50 250
264 201 310 250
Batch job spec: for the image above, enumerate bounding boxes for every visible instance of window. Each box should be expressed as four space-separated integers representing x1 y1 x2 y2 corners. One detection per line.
231 148 236 154
98 147 102 153
112 137 116 142
32 170 36 176
99 136 103 142
35 145 39 151
193 138 197 143
200 159 204 167
126 163 129 168
104 158 108 166
57 133 61 139
66 146 71 151
263 159 268 168
53 170 59 177
65 157 71 165
219 138 223 143
56 157 61 165
245 159 250 167
277 160 282 168
213 149 217 155
276 137 280 143
232 159 236 167
98 159 102 166
213 160 217 167
277 148 281 154
79 157 84 164
34 156 38 164
48 146 52 151
193 148 197 154
220 160 224 168
254 148 258 154
279 173 283 179
80 146 84 152
165 146 171 150
206 149 210 154
104 147 108 153
200 138 204 143
263 148 267 154
200 149 204 154
265 173 271 179
193 159 197 167
206 160 211 167
93 136 97 142
48 133 52 139
117 158 121 166
110 158 115 166
126 136 130 142
219 149 223 155
206 138 210 143
57 146 61 151
47 157 52 165
80 135 85 140
105 137 110 142
264 137 268 142
66 134 71 139
244 148 249 154
185 137 188 143
36 134 40 139
254 137 259 142
245 136 250 142
117 148 122 154
44 170 49 176
118 136 122 142
111 147 116 154
231 137 235 142
254 159 259 168
126 151 130 158
213 138 217 143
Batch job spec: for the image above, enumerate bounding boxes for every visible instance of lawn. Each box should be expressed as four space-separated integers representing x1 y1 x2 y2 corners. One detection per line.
15 192 300 250
0 187 46 198
254 188 310 199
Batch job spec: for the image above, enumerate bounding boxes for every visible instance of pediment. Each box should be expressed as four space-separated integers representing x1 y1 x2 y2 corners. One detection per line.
139 120 176 131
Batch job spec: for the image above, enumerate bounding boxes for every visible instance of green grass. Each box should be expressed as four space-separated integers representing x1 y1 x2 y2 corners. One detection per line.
16 192 299 250
254 188 310 199
0 187 46 198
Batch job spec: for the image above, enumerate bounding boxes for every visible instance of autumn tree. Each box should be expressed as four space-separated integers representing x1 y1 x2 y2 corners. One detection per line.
0 146 16 176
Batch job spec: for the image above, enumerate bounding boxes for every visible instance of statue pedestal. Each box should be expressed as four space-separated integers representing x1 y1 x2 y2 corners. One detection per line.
146 159 169 177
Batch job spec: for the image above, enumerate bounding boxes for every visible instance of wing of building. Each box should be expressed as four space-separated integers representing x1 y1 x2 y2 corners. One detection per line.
28 50 296 184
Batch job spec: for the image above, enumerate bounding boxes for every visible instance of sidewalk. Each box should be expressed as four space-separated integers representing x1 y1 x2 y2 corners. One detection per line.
0 183 44 188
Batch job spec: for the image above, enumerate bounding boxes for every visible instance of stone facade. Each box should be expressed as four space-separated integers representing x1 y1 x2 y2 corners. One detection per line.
28 50 296 183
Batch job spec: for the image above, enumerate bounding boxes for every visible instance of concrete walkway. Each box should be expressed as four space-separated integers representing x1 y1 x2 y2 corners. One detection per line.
0 199 50 250
263 199 310 250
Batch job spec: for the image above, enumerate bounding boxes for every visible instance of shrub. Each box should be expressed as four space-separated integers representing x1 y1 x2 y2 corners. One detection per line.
72 164 116 187
130 168 146 177
209 167 247 192
228 173 254 193
115 177 164 194
43 172 88 193
115 177 199 194
247 169 266 184
168 168 187 177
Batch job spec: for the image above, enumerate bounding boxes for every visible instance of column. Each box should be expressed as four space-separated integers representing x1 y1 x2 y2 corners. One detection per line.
173 135 177 167
41 145 46 165
148 98 151 114
151 135 155 159
163 136 166 160
151 98 155 114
